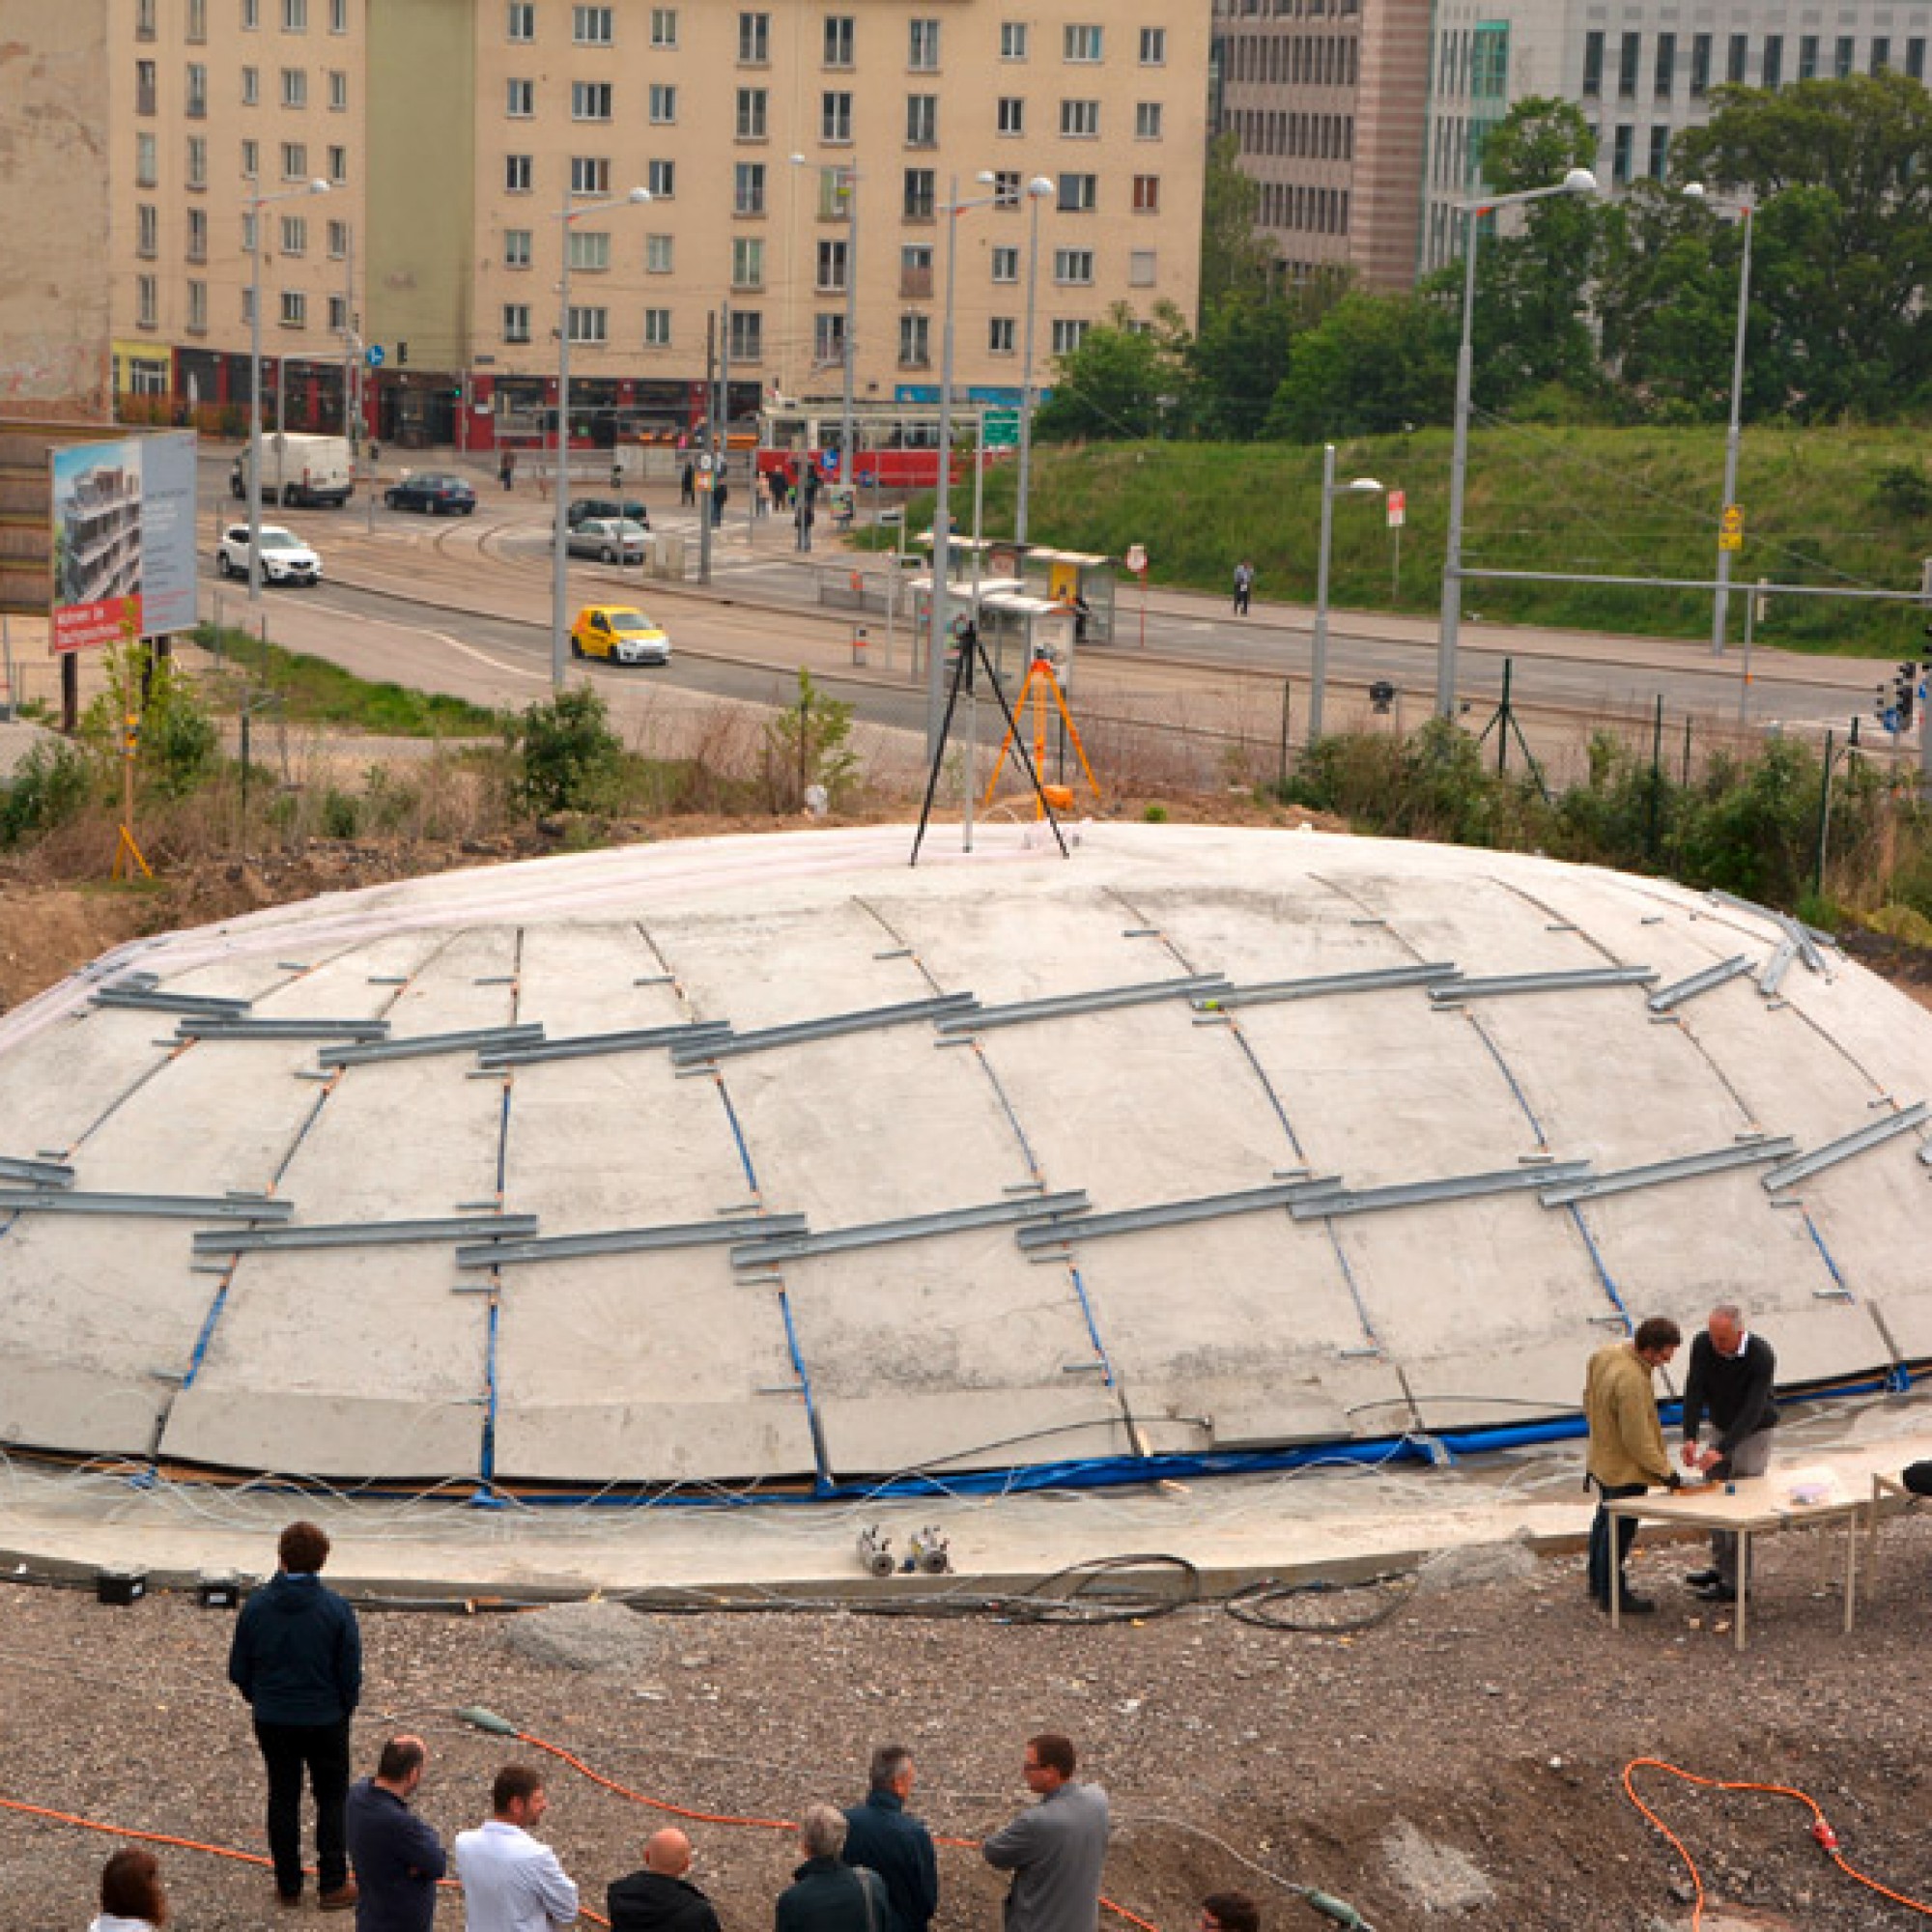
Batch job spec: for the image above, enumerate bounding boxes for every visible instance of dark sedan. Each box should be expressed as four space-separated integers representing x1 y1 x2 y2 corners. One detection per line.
384 471 478 516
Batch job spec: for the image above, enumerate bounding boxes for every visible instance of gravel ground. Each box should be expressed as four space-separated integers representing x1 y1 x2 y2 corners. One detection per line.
8 1511 1932 1932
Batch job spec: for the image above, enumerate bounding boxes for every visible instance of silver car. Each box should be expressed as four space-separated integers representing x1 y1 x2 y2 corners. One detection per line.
565 516 648 564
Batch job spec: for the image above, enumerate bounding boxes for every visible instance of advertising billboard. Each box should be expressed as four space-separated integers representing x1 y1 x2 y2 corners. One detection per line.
49 430 197 653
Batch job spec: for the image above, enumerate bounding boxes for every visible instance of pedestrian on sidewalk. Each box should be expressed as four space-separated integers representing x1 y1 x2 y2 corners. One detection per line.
711 479 728 528
681 461 696 507
1232 559 1254 616
499 449 516 493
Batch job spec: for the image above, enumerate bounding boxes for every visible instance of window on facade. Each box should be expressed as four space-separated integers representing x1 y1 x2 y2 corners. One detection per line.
1909 38 1927 79
824 15 854 67
991 171 1020 206
738 12 768 61
733 237 765 287
188 0 209 40
646 233 673 272
647 157 674 196
503 228 531 268
242 0 259 23
737 88 767 137
1129 249 1156 287
1873 37 1891 70
503 303 531 343
280 213 306 254
572 156 610 192
644 307 672 346
137 205 159 258
1132 174 1160 213
186 62 209 114
136 0 156 41
648 82 676 122
187 207 209 260
728 310 762 360
187 280 207 331
327 293 347 332
899 243 934 297
507 3 533 42
997 98 1025 136
241 65 258 104
1135 101 1163 139
1140 26 1165 64
822 91 852 140
1797 35 1818 80
1057 172 1096 212
1654 32 1674 96
574 7 613 46
818 166 851 217
1727 34 1748 82
242 137 259 177
1834 35 1855 78
280 290 306 327
137 275 159 328
1000 22 1028 60
1763 35 1783 86
988 317 1015 354
281 66 306 105
506 154 533 192
735 162 766 214
575 81 613 120
1647 126 1668 177
1611 124 1634 185
1581 30 1604 95
1050 319 1087 355
907 95 938 145
507 78 533 116
284 0 306 28
329 0 345 31
814 314 846 364
328 69 347 109
135 61 157 118
568 230 610 271
186 135 207 187
136 132 158 186
902 168 935 218
1690 34 1712 95
909 19 940 69
816 240 848 291
327 143 346 180
567 305 608 344
1064 24 1102 62
1061 99 1098 136
898 315 930 365
990 245 1018 283
1053 247 1094 284
652 9 678 48
281 139 306 178
1617 32 1639 98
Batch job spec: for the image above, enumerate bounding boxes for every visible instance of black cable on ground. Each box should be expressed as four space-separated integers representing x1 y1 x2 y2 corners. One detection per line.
1222 1572 1416 1635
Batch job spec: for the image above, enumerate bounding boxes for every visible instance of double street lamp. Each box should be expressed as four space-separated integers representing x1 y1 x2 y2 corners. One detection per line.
246 177 331 605
551 182 651 688
1309 445 1383 745
1684 182 1755 659
1436 166 1598 717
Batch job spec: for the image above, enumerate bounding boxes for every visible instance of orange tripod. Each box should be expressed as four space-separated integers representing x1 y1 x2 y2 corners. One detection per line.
981 648 1101 817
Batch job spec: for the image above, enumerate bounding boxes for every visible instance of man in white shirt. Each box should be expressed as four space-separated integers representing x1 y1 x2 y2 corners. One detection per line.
455 1765 579 1932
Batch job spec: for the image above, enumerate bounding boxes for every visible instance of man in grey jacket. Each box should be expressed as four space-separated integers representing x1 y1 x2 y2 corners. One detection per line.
981 1735 1109 1932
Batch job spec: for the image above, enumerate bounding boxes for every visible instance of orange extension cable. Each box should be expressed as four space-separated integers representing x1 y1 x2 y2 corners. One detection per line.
1622 1757 1932 1928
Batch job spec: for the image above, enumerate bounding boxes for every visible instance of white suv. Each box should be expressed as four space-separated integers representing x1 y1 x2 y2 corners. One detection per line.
216 523 323 587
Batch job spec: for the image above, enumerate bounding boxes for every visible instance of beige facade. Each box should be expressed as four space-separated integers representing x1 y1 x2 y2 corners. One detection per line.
13 1 1208 450
1212 0 1430 294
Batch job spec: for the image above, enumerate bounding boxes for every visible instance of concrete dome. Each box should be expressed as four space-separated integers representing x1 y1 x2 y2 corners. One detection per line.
1 823 1927 1495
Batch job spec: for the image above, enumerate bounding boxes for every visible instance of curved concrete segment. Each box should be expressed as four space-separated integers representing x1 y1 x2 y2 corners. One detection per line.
0 824 1928 1494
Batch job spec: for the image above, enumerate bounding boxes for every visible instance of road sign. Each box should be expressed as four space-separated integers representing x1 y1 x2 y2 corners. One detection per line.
1124 543 1148 575
365 345 385 368
981 408 1021 450
1386 490 1406 528
1719 503 1745 552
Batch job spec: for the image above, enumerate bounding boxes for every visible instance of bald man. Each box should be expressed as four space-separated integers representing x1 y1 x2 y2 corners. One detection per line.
345 1735 445 1932
607 1829 722 1932
1680 1301 1778 1604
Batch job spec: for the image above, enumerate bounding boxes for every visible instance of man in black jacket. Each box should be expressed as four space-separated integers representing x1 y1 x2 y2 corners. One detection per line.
1680 1302 1778 1603
345 1735 445 1932
843 1747 937 1932
608 1828 720 1932
778 1807 889 1932
229 1520 362 1910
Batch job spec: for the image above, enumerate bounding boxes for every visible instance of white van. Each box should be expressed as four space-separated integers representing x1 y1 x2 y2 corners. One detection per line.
230 433 355 509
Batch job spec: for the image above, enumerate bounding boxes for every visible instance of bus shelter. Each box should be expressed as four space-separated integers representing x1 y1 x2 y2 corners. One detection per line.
1022 549 1118 645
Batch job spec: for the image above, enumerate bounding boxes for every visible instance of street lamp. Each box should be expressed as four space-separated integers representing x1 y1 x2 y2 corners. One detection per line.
1013 173 1056 549
246 177 331 605
551 183 650 689
1684 182 1755 659
1309 444 1383 745
927 172 1009 754
787 156 862 493
1436 166 1597 717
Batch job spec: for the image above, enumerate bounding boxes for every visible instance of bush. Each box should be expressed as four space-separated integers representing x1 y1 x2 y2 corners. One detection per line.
1872 462 1932 519
503 687 623 815
0 738 97 848
760 670 860 812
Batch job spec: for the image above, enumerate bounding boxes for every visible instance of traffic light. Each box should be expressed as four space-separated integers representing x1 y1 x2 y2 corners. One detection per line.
1894 661 1918 728
397 340 409 366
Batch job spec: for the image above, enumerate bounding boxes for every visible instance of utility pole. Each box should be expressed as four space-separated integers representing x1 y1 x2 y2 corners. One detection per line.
341 226 355 444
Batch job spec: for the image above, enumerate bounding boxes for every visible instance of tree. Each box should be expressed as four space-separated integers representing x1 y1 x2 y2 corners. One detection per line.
1198 133 1278 315
1034 305 1183 442
1671 71 1932 416
1266 291 1457 442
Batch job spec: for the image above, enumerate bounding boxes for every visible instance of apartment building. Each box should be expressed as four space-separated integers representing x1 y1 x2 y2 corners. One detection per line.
1211 0 1431 294
12 1 1208 451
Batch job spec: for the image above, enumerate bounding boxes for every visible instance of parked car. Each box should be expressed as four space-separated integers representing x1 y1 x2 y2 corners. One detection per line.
571 604 671 666
215 523 323 586
384 471 477 516
565 517 649 564
567 496 650 530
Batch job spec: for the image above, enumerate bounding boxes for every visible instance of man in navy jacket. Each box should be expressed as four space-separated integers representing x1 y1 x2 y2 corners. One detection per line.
346 1735 446 1931
843 1747 937 1932
229 1520 363 1909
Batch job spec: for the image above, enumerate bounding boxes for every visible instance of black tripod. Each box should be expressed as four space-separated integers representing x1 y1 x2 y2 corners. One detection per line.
911 622 1068 866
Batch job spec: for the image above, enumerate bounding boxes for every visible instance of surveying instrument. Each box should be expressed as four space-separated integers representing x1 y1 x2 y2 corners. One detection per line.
981 642 1101 818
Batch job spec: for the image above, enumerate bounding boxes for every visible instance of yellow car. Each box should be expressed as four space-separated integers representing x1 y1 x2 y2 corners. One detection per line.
571 604 672 667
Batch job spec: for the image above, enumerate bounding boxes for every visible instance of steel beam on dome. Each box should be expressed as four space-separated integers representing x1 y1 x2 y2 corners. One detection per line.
730 1190 1091 1268
192 1212 539 1256
1289 1161 1592 1220
1013 1177 1345 1250
1427 967 1655 1004
936 975 1229 1034
93 987 253 1017
0 1153 75 1187
1192 963 1460 1010
455 1212 810 1269
1646 956 1753 1012
1758 937 1800 999
320 1023 547 1067
1538 1138 1796 1206
478 1020 730 1068
669 993 980 1065
0 1188 293 1221
176 1017 391 1041
1760 1103 1931 1192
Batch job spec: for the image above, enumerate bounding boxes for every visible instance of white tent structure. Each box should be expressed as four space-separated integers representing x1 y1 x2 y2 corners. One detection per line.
1 823 1927 1498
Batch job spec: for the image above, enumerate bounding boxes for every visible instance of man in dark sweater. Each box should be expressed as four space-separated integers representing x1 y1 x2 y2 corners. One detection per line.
229 1520 362 1909
1680 1302 1778 1603
608 1828 720 1932
843 1747 937 1932
345 1735 445 1932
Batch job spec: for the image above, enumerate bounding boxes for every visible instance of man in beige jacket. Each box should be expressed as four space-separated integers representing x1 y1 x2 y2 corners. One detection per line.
1584 1316 1683 1613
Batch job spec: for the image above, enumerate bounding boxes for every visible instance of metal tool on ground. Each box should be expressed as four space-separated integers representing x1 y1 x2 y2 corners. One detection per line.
980 645 1101 819
857 1524 895 1577
907 1525 952 1575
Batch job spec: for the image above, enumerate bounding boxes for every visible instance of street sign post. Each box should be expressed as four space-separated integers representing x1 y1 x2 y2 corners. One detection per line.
981 408 1020 450
1719 503 1745 552
365 345 385 368
1124 543 1149 650
1387 489 1406 597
